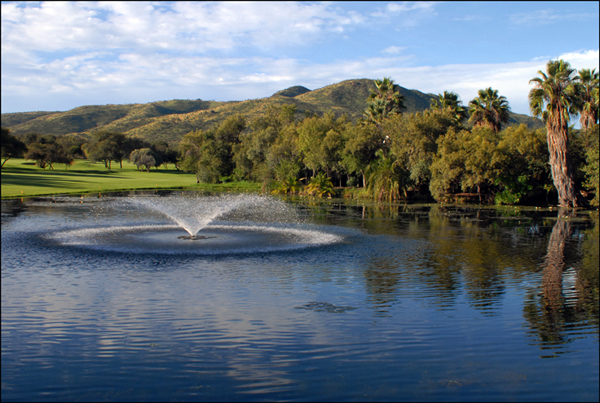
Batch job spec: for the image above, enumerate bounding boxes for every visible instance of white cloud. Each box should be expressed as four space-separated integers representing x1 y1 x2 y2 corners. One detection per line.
554 50 599 67
1 1 367 56
510 9 595 25
381 46 406 55
371 1 437 26
390 1 437 12
453 14 491 22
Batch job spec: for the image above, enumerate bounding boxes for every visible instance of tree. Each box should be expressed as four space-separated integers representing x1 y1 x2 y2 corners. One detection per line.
468 87 510 133
362 77 406 131
215 114 246 144
365 149 409 202
386 109 462 196
85 131 133 169
271 171 301 195
267 124 302 183
341 123 383 188
495 125 552 205
297 112 348 182
232 105 295 182
1 127 27 168
179 129 230 183
150 141 179 170
303 172 335 198
581 125 599 206
23 134 73 170
57 135 87 159
529 59 583 207
430 91 468 123
84 133 112 168
24 143 53 169
22 132 43 147
214 114 247 175
575 68 599 131
430 126 503 203
50 143 75 170
129 148 157 172
107 132 130 169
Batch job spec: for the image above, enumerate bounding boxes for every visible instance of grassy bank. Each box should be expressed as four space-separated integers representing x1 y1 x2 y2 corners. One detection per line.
1 159 260 198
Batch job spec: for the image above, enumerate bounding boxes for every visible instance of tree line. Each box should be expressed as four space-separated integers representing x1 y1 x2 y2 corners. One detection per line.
1 129 179 172
1 59 598 207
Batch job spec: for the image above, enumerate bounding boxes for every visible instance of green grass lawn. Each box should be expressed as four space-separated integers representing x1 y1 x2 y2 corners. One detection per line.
1 158 260 198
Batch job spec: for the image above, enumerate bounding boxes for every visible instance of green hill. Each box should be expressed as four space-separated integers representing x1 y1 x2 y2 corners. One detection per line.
1 79 543 143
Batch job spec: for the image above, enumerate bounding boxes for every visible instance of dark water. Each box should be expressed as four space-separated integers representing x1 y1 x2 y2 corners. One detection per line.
1 193 598 402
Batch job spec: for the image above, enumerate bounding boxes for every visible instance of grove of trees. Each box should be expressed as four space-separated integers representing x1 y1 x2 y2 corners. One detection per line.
170 61 597 207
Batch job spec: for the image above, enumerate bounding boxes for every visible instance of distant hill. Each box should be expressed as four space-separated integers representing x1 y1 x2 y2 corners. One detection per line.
0 111 58 127
273 86 311 97
294 79 435 117
1 79 543 143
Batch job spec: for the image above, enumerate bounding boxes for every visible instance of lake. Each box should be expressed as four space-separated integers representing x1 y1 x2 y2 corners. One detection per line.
1 191 598 402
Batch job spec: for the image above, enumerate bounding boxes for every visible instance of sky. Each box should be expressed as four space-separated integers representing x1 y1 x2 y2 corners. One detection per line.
1 1 599 116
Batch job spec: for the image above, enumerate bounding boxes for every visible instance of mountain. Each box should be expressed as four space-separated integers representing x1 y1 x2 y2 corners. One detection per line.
273 85 311 97
295 79 435 116
1 79 543 143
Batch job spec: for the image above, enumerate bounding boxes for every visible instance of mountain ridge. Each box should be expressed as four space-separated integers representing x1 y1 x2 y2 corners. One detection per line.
1 79 544 143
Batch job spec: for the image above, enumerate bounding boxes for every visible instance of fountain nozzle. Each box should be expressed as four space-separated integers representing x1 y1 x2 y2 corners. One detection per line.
177 234 215 241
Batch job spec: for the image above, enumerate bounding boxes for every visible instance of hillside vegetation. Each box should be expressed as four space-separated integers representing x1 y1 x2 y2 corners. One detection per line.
1 79 543 143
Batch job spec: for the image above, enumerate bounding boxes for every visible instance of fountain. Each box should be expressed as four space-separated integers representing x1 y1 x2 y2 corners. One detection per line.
127 193 274 240
46 193 344 255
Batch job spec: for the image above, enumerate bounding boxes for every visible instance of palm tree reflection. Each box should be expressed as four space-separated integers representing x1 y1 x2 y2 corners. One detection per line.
523 209 598 357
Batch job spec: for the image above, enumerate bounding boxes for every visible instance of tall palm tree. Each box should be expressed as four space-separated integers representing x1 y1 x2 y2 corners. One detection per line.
366 149 405 201
363 77 406 130
468 87 510 133
575 68 599 131
529 59 583 207
430 91 468 123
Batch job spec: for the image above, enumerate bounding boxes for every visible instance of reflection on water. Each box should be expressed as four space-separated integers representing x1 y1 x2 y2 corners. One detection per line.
1 193 598 401
523 209 599 357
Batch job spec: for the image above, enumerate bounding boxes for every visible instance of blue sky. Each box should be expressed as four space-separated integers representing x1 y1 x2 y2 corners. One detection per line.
1 1 598 116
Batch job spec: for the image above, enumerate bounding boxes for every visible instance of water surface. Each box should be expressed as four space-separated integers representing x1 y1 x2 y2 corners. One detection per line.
1 192 598 401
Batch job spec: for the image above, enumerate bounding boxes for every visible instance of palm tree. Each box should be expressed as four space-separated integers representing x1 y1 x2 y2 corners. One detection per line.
304 172 334 197
271 173 301 195
430 91 468 123
575 68 599 131
529 59 583 207
365 149 407 201
468 87 511 133
363 77 406 131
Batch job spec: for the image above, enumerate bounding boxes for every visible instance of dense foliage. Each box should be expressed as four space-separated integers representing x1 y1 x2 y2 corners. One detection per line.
1 127 27 167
